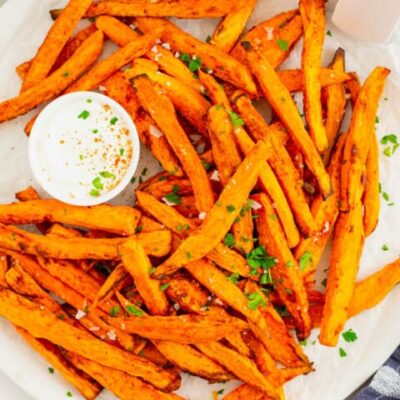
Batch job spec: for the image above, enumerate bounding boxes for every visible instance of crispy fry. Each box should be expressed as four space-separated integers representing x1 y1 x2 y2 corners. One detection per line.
207 104 241 184
136 190 252 277
196 341 278 397
300 0 327 152
126 61 210 136
0 199 140 235
140 342 168 366
133 75 214 213
18 331 102 400
232 207 255 254
232 92 316 235
0 288 180 391
143 178 193 200
346 73 361 105
21 0 93 91
0 223 171 259
349 258 400 317
319 203 365 346
102 72 182 176
252 193 311 339
363 129 380 236
65 351 183 400
87 0 247 18
210 0 257 53
108 314 247 344
139 216 165 233
0 254 8 287
246 49 331 198
198 70 230 108
231 10 301 69
66 28 162 93
119 238 170 315
96 16 200 90
0 30 104 123
323 48 347 160
134 17 257 95
153 139 269 278
15 186 40 201
341 67 390 211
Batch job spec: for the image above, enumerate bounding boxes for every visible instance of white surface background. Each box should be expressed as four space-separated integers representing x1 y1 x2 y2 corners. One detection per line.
1 0 400 399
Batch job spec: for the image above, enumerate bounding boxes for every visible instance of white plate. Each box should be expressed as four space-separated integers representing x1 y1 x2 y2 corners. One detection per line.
1 1 400 399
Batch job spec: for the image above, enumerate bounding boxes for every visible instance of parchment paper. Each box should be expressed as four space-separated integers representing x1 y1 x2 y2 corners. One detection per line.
1 1 400 399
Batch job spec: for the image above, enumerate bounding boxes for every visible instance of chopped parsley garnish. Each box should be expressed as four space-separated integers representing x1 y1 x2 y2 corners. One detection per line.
164 184 181 205
201 160 212 171
180 53 191 63
269 213 278 221
99 171 116 179
224 233 236 248
342 329 358 343
66 392 73 398
149 267 157 275
226 205 236 212
186 251 193 260
141 167 148 176
86 99 92 103
120 148 125 156
92 177 104 190
159 175 168 181
299 250 313 272
57 314 66 320
160 283 170 292
229 111 245 128
79 154 83 161
135 226 143 233
110 117 118 125
241 40 253 50
380 134 399 157
382 244 389 251
276 38 289 51
188 57 202 73
339 347 347 357
205 35 212 43
217 389 225 395
63 71 70 77
109 306 121 317
48 367 55 374
246 246 277 278
126 305 143 317
89 189 100 197
246 291 266 310
286 260 293 268
380 185 395 206
375 115 380 124
78 110 90 120
130 177 136 184
327 30 332 36
227 273 240 284
299 339 307 346
92 129 98 134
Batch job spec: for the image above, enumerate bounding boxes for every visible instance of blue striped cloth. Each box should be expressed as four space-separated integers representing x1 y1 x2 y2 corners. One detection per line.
355 346 400 399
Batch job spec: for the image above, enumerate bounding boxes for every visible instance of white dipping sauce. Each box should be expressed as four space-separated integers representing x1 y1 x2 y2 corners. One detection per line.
29 92 140 206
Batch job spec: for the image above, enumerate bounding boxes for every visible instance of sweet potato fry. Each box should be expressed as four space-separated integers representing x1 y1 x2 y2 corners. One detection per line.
232 92 316 235
0 254 8 287
153 139 269 278
279 68 351 93
87 0 247 18
102 72 182 176
245 49 331 198
93 264 127 307
196 341 278 397
136 190 252 277
0 288 180 391
0 223 171 259
118 238 170 315
349 258 400 317
108 313 247 344
341 67 390 211
143 178 193 200
319 203 365 346
207 104 242 184
0 30 104 123
18 331 102 400
66 28 162 93
210 0 257 53
96 16 200 90
231 10 301 69
134 17 257 95
300 0 328 152
323 48 347 160
21 0 93 91
126 61 210 136
198 70 230 108
346 73 361 105
252 193 311 339
363 129 380 236
133 75 214 213
65 351 183 400
0 199 140 236
17 24 97 81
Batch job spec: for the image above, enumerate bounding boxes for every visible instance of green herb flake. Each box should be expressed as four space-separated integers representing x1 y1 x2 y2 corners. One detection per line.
67 392 73 398
188 57 202 73
201 160 212 171
92 129 98 134
164 185 181 205
119 148 125 156
57 314 66 320
126 305 143 317
109 306 121 317
92 177 104 190
160 283 170 292
299 339 307 346
269 213 278 221
339 347 347 357
299 250 313 272
326 30 332 36
224 233 236 248
205 35 212 43
186 252 193 260
227 273 240 284
342 329 358 343
130 177 137 184
110 117 118 125
276 38 289 51
89 189 100 197
180 53 191 63
246 292 266 310
246 246 277 277
86 99 92 103
48 367 55 374
141 167 148 176
286 260 293 268
79 154 84 161
375 115 380 124
229 111 245 128
99 171 116 179
78 110 90 120
382 244 389 251
183 224 190 231
63 71 70 77
226 205 236 213
135 226 143 234
149 267 157 275
158 175 168 181
217 389 225 396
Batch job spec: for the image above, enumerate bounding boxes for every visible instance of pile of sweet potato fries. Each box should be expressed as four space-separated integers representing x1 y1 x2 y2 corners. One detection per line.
0 0 398 399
